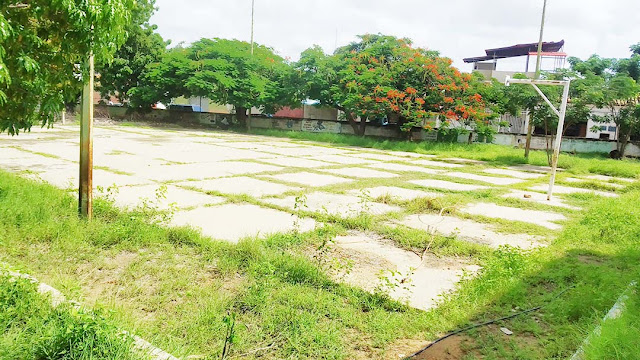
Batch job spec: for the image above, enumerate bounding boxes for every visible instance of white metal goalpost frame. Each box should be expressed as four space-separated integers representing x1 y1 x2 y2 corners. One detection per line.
505 76 571 201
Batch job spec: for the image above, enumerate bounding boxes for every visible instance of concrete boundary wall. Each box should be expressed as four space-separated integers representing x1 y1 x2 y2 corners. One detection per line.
492 133 640 157
94 105 640 157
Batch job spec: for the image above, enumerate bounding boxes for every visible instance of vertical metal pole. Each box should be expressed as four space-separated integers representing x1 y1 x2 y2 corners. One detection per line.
79 54 94 219
250 0 255 55
547 80 570 201
247 0 255 131
526 0 548 159
535 0 548 80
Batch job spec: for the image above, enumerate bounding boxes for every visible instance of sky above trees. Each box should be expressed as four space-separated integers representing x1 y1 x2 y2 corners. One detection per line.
150 0 640 71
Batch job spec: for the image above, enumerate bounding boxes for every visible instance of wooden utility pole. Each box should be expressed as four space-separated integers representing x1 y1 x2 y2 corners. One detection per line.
525 0 548 159
79 53 94 219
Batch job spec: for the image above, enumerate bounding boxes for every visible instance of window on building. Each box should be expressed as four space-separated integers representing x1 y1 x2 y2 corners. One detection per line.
599 126 608 131
608 126 617 132
599 133 611 140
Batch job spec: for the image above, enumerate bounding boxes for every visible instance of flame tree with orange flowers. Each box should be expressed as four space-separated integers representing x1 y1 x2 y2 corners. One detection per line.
296 34 494 138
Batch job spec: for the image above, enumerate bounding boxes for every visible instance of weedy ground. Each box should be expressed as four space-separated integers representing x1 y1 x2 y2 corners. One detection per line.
0 125 639 359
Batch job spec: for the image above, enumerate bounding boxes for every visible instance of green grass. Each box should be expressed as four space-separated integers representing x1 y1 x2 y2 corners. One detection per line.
581 282 640 360
0 274 141 359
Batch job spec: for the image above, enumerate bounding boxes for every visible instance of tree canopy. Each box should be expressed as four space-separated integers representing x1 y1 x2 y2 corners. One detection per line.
0 0 134 134
296 34 491 136
130 38 299 126
96 0 168 103
569 45 640 156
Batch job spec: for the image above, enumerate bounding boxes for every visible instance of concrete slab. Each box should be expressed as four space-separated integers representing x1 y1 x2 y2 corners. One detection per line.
109 184 225 210
483 168 546 179
139 162 283 182
264 172 353 187
529 184 618 198
349 186 442 201
441 158 486 165
397 214 544 249
350 153 407 162
563 177 625 189
35 167 148 189
367 162 445 175
585 175 636 183
1 146 33 159
170 204 316 243
310 154 378 165
220 142 277 150
323 167 400 179
258 157 330 169
180 177 300 197
444 172 525 186
259 141 309 148
461 203 566 230
14 143 78 161
333 232 480 311
502 190 581 210
508 164 564 173
264 146 348 157
413 159 465 168
265 192 401 217
410 179 490 192
0 155 71 172
387 151 436 158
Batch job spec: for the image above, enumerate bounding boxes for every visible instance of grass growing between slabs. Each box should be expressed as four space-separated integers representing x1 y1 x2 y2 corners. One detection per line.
0 166 639 358
0 275 141 360
0 170 458 358
248 128 640 178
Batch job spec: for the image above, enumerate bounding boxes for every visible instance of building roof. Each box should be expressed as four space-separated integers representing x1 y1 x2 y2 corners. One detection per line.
463 40 565 63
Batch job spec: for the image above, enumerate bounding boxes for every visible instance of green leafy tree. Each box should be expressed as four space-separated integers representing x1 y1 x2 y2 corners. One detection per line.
568 55 614 77
614 43 640 83
96 0 168 103
0 0 134 134
131 38 298 127
296 34 489 137
572 46 640 157
592 75 640 156
129 46 191 109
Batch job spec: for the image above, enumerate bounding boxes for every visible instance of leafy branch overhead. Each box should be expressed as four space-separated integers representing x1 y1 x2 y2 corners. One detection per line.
0 0 135 134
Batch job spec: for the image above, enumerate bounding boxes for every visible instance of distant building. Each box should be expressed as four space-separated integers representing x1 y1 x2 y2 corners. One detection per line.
464 40 567 83
464 41 603 138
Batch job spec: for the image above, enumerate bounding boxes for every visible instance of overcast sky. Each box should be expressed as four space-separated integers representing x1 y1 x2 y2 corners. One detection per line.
150 0 640 72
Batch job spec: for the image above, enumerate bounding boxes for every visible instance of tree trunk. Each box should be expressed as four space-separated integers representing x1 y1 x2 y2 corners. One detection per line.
236 106 247 129
358 117 367 137
347 113 365 136
467 132 473 145
618 132 631 158
544 119 552 166
524 112 533 159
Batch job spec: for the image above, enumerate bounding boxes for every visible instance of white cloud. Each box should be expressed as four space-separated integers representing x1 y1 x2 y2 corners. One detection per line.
151 0 640 71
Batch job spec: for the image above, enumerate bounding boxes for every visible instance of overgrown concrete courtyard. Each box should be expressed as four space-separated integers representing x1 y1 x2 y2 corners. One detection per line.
1 123 638 359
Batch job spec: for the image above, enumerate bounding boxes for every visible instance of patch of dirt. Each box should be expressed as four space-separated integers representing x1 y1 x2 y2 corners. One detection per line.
577 254 605 265
409 335 476 360
384 339 431 359
77 251 139 305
